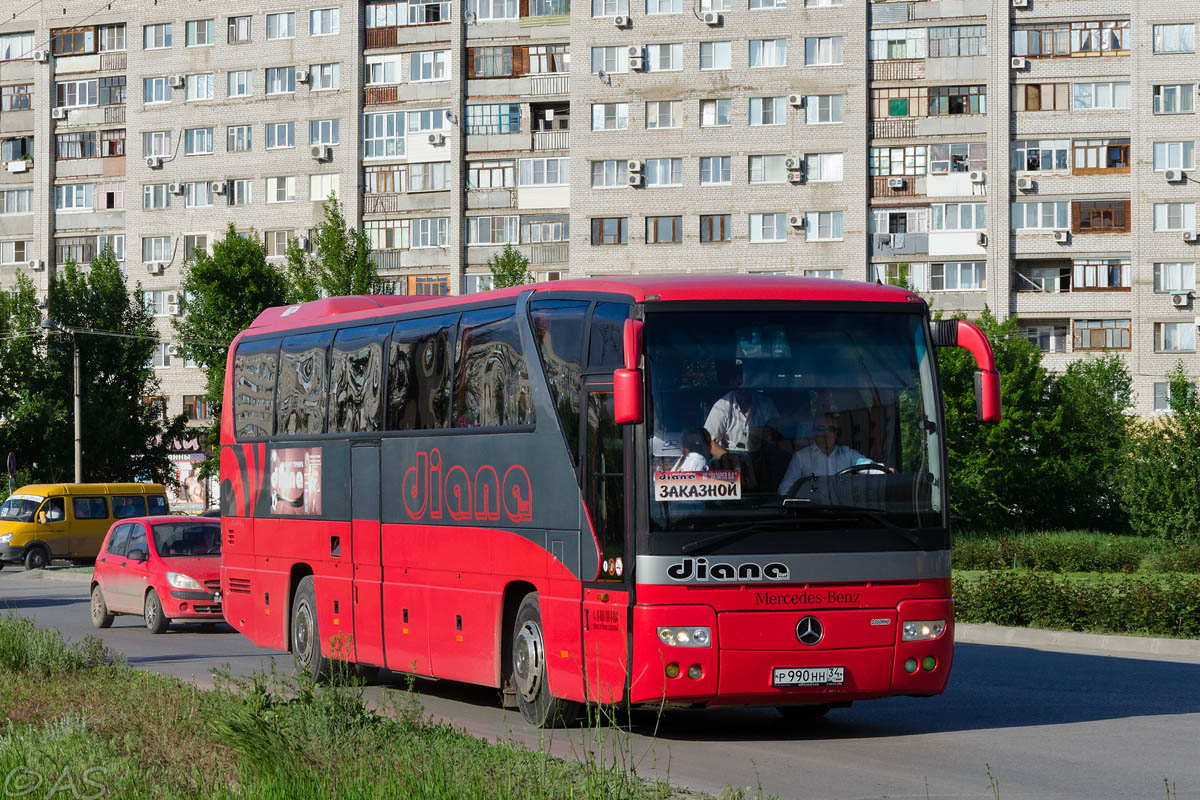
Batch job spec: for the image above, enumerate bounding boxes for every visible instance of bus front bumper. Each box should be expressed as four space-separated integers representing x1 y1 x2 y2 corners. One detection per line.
0 544 26 564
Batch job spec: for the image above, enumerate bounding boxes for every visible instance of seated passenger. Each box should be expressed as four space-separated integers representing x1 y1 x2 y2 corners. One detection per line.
670 429 711 472
777 414 877 495
703 362 780 459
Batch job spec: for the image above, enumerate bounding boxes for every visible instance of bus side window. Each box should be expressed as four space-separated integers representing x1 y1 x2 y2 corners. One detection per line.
588 303 630 371
232 338 280 439
529 299 588 468
329 323 391 433
388 313 458 431
277 330 333 435
455 307 535 428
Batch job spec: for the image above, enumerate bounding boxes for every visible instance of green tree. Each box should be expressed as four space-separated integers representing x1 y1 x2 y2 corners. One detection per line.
0 273 58 481
487 243 533 288
175 225 289 473
285 196 381 302
1120 363 1200 544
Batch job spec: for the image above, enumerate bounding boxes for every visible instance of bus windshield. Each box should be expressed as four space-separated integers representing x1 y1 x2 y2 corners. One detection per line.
0 495 42 523
645 308 945 554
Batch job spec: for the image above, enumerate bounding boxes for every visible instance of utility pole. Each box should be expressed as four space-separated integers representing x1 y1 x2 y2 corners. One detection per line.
41 319 82 483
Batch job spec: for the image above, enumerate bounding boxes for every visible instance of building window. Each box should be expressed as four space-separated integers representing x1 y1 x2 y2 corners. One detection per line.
1012 139 1069 173
183 395 212 421
266 13 295 40
99 129 124 158
142 77 170 104
310 119 340 146
309 63 340 91
227 126 252 152
56 236 96 265
142 236 171 263
466 0 518 19
143 23 172 50
750 213 787 242
872 87 926 118
54 184 93 212
929 142 985 174
804 36 843 65
412 217 450 248
1013 20 1130 57
310 174 339 202
97 183 122 211
184 182 213 208
310 8 341 35
149 346 171 370
410 50 450 81
1012 201 1069 231
409 162 450 191
1072 82 1130 110
229 16 252 44
806 268 843 278
931 262 985 291
363 112 405 159
591 160 629 188
929 85 986 115
231 179 253 206
471 47 513 78
143 184 171 210
805 211 843 241
266 230 294 257
648 0 683 12
871 208 930 235
1 85 32 112
528 45 569 73
646 100 680 129
407 109 448 134
646 216 682 243
266 67 296 95
1154 141 1196 171
142 131 172 158
55 132 96 160
465 216 518 245
1154 24 1195 54
183 127 214 155
0 241 29 264
52 26 96 56
592 102 629 130
592 0 629 16
869 28 926 60
806 153 843 182
1073 200 1129 234
365 219 409 250
591 217 627 245
928 25 986 57
465 104 521 135
1154 262 1196 293
931 203 986 231
749 154 787 184
519 157 569 186
365 55 403 85
1072 138 1130 174
98 76 126 106
749 38 787 67
57 80 98 108
749 96 786 126
645 43 683 72
1 137 33 162
700 214 730 243
408 0 452 25
266 122 295 149
805 94 843 124
1154 203 1197 232
228 71 252 97
700 98 731 127
1015 82 1070 112
1154 382 1173 413
185 19 214 46
700 41 731 70
366 164 406 194
0 189 33 215
1073 258 1130 289
0 33 35 61
1023 325 1067 353
266 176 296 203
591 46 629 74
644 158 682 187
1157 322 1196 352
702 0 731 8
1073 319 1131 351
1153 84 1195 114
700 156 731 185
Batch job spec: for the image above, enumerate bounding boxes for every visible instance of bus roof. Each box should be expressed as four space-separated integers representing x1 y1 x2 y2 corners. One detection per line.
245 276 923 335
14 483 166 496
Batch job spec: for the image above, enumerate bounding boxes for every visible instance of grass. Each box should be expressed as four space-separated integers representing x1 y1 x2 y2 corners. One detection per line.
0 612 769 800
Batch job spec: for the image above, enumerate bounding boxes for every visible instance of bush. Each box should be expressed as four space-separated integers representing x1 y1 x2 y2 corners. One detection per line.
952 534 1146 574
1147 546 1200 574
953 572 1200 637
0 613 122 675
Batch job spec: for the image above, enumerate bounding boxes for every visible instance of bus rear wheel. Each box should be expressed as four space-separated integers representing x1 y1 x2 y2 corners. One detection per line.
291 576 330 682
512 593 580 728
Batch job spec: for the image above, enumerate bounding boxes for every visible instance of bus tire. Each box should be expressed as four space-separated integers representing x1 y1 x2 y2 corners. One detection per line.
90 585 114 629
512 592 580 728
291 576 330 682
144 589 169 634
23 546 48 571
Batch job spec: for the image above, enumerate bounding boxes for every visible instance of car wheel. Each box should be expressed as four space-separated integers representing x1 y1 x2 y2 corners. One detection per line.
776 704 835 721
90 585 114 629
512 592 580 728
23 546 48 571
291 576 329 682
144 589 169 634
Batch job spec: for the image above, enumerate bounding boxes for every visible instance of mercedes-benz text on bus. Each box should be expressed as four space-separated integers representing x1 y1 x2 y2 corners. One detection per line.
218 276 1001 726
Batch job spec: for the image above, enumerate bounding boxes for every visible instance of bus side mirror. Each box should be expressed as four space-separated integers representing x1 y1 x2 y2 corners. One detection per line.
614 318 644 425
932 319 1002 423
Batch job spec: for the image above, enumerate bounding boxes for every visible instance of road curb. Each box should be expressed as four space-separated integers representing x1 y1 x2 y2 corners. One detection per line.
956 622 1200 660
19 569 92 584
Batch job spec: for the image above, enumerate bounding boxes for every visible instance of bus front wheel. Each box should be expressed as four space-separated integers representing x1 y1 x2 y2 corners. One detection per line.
291 576 330 682
512 593 580 728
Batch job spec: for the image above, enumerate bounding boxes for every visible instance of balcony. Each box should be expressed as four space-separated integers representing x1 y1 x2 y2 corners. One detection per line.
104 105 125 124
100 51 126 71
532 130 568 151
366 27 401 48
530 74 569 96
364 86 399 105
529 242 568 266
871 176 921 199
870 232 928 259
363 193 402 214
368 250 405 270
871 59 923 82
872 118 919 139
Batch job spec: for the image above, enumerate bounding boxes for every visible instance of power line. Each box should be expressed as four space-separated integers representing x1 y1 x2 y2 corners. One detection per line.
2 326 229 349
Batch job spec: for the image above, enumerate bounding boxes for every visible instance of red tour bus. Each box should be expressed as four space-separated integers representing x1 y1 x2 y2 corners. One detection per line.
218 276 1000 726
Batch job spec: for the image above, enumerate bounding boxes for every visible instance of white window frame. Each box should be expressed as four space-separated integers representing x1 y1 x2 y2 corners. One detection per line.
749 213 787 242
1154 202 1198 232
266 176 296 203
266 12 295 40
1153 141 1196 171
806 152 844 182
805 210 844 241
749 38 787 68
804 36 843 66
309 8 341 36
645 100 681 129
592 102 629 131
805 94 843 124
699 155 731 186
700 41 731 70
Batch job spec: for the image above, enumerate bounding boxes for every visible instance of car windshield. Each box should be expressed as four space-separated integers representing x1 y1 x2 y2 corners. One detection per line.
0 495 43 523
645 308 945 554
152 521 221 557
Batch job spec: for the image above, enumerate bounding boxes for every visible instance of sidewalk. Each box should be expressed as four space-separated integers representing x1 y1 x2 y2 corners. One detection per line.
956 622 1200 661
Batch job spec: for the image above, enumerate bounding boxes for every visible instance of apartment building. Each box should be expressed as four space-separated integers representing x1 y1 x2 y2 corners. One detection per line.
0 0 1197 440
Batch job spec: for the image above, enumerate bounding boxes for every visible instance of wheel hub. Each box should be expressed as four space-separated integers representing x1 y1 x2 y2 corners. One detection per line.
513 620 544 702
295 602 313 664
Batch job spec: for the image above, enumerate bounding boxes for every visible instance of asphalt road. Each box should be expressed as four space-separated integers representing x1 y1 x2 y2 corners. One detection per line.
3 566 1199 800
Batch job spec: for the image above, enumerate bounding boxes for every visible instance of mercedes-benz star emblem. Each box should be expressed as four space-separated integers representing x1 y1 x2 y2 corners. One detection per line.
795 616 823 646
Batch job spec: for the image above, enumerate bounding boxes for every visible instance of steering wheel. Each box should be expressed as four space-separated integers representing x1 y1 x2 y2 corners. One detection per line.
834 462 889 477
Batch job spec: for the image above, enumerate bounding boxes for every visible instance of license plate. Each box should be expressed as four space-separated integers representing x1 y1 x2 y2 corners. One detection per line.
772 667 845 687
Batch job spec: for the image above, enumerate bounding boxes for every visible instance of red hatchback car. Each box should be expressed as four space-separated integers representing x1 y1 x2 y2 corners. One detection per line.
90 516 222 633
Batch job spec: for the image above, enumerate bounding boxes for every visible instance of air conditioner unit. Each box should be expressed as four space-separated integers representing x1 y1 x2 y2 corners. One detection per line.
35 297 47 309
27 259 44 272
1185 231 1199 243
627 159 643 173
1170 291 1192 308
145 156 163 169
628 46 644 70
887 177 906 190
787 170 804 183
702 11 721 25
784 155 804 171
167 344 180 356
970 170 986 184
428 133 446 146
1016 176 1034 192
296 69 311 85
32 50 49 63
627 173 642 187
1165 169 1185 183
311 145 332 161
51 107 68 120
146 262 165 275
614 14 629 27
296 236 310 251
1053 230 1070 244
1010 57 1028 70
788 214 804 229
976 232 988 247
787 93 804 108
211 181 227 195
168 182 184 195
168 75 185 89
166 292 178 305
1012 0 1028 7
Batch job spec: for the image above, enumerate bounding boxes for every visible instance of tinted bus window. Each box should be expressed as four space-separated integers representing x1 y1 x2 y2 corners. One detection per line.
588 302 630 370
72 496 107 520
233 338 280 439
455 306 535 428
388 314 457 431
329 323 390 433
530 299 587 465
112 495 146 519
148 495 167 515
277 331 333 435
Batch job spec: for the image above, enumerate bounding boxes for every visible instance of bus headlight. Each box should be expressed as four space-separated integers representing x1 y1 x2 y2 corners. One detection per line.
0 533 12 544
901 620 946 641
657 627 711 647
166 572 204 591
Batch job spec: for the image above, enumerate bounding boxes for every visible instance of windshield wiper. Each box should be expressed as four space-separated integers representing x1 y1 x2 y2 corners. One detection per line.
781 502 924 547
680 519 800 556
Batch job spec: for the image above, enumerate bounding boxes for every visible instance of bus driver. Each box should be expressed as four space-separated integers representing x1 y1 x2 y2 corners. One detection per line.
777 413 879 495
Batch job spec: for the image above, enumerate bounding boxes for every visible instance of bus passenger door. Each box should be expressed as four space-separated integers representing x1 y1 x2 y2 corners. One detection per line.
350 442 384 668
580 386 632 704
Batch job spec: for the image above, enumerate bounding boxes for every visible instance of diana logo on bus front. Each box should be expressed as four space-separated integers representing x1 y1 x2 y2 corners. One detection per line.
403 449 533 524
666 557 790 583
